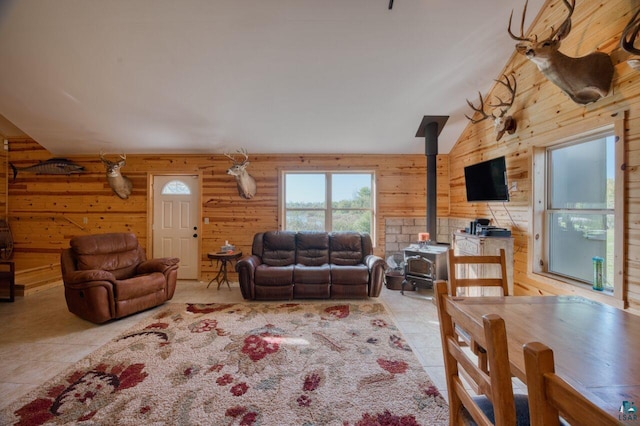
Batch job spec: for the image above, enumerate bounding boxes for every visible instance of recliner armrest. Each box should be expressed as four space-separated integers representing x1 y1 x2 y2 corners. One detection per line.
364 254 386 297
364 254 386 271
236 255 262 300
64 269 117 285
137 257 180 275
236 255 262 272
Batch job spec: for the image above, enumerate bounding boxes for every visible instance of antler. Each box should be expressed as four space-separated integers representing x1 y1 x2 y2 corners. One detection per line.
237 147 249 163
489 74 517 118
224 152 239 163
547 0 574 42
465 92 492 124
466 73 518 131
508 0 574 44
508 0 534 42
224 148 249 165
621 8 640 55
99 151 126 165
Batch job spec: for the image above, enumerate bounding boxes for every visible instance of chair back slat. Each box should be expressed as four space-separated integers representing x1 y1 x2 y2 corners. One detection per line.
447 248 509 297
435 281 520 426
524 341 619 426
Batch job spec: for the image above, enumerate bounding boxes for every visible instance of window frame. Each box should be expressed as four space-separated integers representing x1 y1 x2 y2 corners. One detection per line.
531 114 625 307
280 170 377 241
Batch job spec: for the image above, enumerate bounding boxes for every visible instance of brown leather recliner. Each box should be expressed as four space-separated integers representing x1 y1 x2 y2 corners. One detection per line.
61 232 179 324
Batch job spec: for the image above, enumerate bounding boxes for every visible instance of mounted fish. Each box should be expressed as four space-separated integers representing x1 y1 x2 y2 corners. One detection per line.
99 152 133 199
10 158 85 181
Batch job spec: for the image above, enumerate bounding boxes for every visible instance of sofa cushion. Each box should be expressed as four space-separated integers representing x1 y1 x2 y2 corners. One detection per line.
262 231 296 266
114 272 166 301
255 264 294 285
331 264 369 284
294 283 330 298
296 232 329 266
294 264 331 284
329 232 364 266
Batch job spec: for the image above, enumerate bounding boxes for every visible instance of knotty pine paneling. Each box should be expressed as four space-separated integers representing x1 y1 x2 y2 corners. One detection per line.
0 140 7 220
7 142 447 281
449 0 640 312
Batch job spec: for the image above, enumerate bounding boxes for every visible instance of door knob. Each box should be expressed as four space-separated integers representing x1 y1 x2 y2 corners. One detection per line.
193 234 198 238
193 226 198 230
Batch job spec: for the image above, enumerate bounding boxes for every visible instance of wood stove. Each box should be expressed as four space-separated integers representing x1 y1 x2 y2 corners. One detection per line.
402 243 448 294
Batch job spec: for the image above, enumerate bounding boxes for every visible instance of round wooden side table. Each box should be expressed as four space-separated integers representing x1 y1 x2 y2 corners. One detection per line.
207 251 242 290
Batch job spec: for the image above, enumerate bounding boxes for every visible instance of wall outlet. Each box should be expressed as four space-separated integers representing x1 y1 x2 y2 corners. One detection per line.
204 217 210 224
83 217 88 224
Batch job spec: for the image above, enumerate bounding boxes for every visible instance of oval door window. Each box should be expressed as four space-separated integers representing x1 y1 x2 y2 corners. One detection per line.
161 180 191 195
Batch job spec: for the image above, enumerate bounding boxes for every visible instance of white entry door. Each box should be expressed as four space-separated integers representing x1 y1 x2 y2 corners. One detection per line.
152 175 200 279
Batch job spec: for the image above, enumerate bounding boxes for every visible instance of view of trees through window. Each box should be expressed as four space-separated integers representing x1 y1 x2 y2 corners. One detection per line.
284 172 373 235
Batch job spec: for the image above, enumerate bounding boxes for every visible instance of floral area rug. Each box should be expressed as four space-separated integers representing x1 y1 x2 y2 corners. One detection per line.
1 302 448 425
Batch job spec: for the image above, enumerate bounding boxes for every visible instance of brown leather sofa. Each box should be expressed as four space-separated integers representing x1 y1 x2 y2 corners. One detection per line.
61 232 179 324
236 231 386 300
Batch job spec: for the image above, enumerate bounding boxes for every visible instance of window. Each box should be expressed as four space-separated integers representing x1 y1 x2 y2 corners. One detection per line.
282 172 375 236
532 121 624 302
161 180 191 195
547 134 614 287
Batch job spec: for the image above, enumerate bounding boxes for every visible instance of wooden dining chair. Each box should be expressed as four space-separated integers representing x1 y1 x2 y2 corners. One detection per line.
523 341 618 426
434 281 530 425
447 248 509 297
447 248 509 375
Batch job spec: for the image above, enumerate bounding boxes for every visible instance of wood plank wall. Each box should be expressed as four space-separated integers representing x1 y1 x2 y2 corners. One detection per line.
7 139 449 282
0 140 6 219
449 0 640 311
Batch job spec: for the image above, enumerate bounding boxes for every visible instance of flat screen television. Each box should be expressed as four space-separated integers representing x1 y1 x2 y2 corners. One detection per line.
464 156 509 202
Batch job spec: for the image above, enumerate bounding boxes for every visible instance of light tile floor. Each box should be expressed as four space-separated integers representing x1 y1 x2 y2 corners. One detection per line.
0 281 463 411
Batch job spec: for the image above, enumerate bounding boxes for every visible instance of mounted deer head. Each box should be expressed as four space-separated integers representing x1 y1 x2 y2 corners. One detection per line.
224 148 257 199
621 8 640 71
99 151 133 199
465 73 518 141
508 0 613 104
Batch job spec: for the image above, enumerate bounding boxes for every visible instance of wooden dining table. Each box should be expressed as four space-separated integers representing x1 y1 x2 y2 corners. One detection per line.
450 295 640 420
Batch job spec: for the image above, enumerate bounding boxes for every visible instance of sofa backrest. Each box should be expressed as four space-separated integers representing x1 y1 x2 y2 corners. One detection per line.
253 231 373 267
296 232 329 266
261 231 297 266
329 232 369 265
70 232 146 279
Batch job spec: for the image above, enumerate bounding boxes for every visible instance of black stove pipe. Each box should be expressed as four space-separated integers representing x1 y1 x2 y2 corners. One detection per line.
425 122 438 243
416 116 448 243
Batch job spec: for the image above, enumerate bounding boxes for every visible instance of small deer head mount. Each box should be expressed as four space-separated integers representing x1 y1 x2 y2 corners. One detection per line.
465 73 518 141
508 0 613 105
99 151 133 199
621 8 640 71
224 148 257 199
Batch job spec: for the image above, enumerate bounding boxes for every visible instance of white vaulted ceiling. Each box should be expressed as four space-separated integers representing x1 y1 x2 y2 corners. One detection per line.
0 0 544 156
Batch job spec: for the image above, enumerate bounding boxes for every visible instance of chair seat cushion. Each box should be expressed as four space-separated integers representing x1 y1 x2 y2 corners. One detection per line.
330 264 369 284
294 264 330 284
463 394 530 426
114 272 166 301
255 265 294 286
